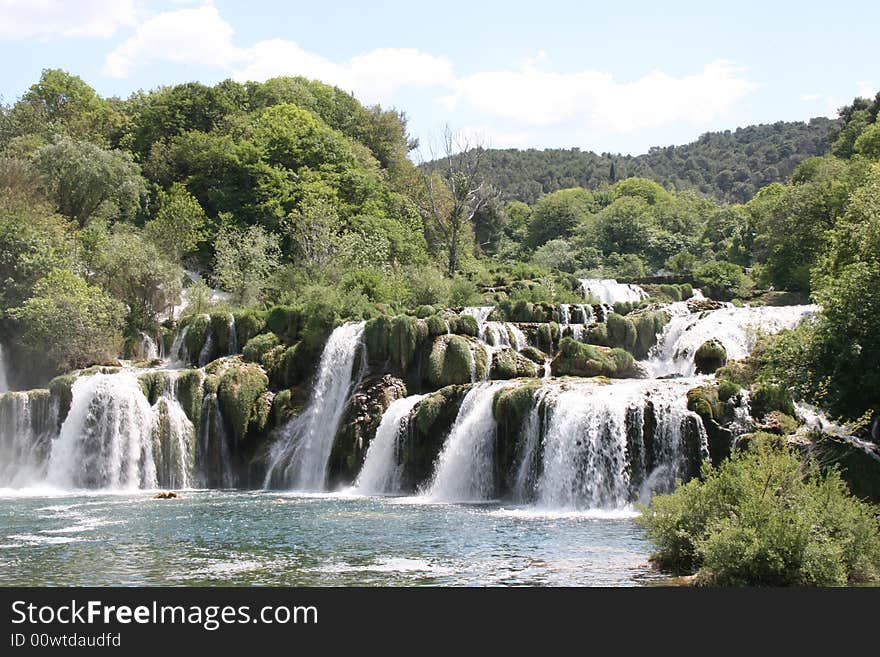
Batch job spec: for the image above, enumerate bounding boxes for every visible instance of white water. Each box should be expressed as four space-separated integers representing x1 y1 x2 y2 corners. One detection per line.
0 392 58 487
46 373 158 490
151 375 195 489
580 279 647 305
534 378 708 510
264 322 366 491
422 381 513 502
0 344 10 392
169 325 190 366
646 303 817 376
197 392 235 488
353 394 426 495
512 387 551 502
138 332 159 360
462 306 528 351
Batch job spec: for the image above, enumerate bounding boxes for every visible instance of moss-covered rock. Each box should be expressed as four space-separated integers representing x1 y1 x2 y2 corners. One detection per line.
717 379 742 403
427 335 486 388
265 305 303 344
550 338 641 378
606 313 637 353
758 411 799 435
47 373 77 425
414 305 435 319
492 381 540 426
138 371 170 406
631 310 669 359
183 314 212 362
537 321 559 353
452 313 479 337
715 359 758 387
750 382 795 419
364 315 392 364
520 346 548 365
174 369 204 425
694 339 727 374
426 314 449 337
210 313 236 354
242 332 280 363
585 322 609 346
217 360 269 443
233 311 266 346
687 384 732 466
659 284 682 302
390 315 425 371
490 348 539 380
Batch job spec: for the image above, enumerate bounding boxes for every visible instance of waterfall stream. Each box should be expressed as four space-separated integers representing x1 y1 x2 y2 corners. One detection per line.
263 322 367 491
0 344 9 393
580 279 648 304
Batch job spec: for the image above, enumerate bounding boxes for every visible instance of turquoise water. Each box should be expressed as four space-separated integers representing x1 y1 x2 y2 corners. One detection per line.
0 490 660 586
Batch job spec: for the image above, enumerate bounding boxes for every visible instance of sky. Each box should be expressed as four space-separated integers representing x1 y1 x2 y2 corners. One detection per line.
0 0 877 156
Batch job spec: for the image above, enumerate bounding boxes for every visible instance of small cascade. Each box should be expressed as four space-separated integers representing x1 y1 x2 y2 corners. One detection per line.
138 332 159 360
462 306 528 353
0 391 58 487
422 381 513 502
353 394 426 495
646 304 818 376
46 373 158 489
196 392 236 488
169 325 190 365
0 343 10 392
580 278 648 305
227 313 238 355
197 331 215 367
530 379 708 510
150 375 195 489
264 322 367 490
511 387 551 502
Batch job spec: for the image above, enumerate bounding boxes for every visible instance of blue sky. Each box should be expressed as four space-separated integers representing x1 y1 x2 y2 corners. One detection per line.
0 0 876 155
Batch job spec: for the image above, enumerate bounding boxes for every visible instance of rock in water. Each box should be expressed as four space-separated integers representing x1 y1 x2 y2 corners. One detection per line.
694 339 727 374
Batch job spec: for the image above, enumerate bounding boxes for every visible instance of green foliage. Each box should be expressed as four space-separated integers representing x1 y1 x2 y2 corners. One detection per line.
242 332 280 363
217 361 269 443
144 183 207 260
693 260 750 301
526 187 595 249
638 441 880 585
749 382 795 420
448 277 480 306
10 268 125 373
212 224 280 306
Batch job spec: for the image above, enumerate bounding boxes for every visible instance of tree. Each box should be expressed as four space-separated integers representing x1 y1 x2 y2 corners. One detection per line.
525 187 594 250
144 183 207 261
594 196 654 255
418 127 492 275
34 138 147 226
285 196 340 272
212 224 281 306
10 268 125 373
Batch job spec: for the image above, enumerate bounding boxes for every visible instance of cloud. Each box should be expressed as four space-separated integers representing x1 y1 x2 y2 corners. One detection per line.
443 59 757 134
0 0 138 39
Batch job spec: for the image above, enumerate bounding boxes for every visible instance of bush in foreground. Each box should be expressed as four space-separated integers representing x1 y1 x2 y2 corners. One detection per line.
638 440 880 586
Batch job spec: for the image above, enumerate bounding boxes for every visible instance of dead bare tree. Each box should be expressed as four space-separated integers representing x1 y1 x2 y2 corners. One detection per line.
418 126 492 276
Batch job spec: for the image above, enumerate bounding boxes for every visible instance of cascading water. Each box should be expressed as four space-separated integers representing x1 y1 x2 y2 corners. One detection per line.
227 313 238 355
353 394 426 495
422 381 513 502
264 322 367 490
138 332 159 360
0 391 58 487
151 374 196 489
511 387 551 502
46 373 158 489
646 303 818 376
169 326 190 365
0 343 10 392
580 279 647 305
196 392 235 488
523 379 708 510
462 306 528 351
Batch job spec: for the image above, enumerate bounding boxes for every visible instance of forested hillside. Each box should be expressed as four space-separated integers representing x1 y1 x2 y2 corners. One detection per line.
475 118 839 204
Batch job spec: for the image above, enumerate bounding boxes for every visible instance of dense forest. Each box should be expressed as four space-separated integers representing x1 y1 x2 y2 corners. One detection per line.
471 118 840 204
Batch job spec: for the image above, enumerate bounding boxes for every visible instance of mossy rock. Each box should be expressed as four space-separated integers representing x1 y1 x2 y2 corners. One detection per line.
509 300 535 322
184 314 212 361
714 359 757 387
520 346 548 365
202 374 220 396
280 342 314 388
217 361 269 443
490 348 539 380
759 411 799 435
680 283 693 299
717 379 742 403
174 369 204 425
242 332 280 364
606 313 637 353
492 381 540 426
426 314 449 337
631 310 669 359
261 344 287 386
659 284 682 302
389 314 424 370
138 371 170 405
694 339 727 374
414 305 435 319
364 315 392 364
210 313 236 354
550 338 641 378
48 373 77 424
750 382 795 419
233 311 266 346
413 385 467 436
452 313 479 337
427 335 485 388
585 322 609 346
687 385 725 423
537 322 559 353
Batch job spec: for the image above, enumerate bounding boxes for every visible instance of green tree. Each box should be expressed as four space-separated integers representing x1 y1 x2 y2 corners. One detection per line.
144 182 207 260
34 138 147 226
526 187 594 250
212 224 281 306
594 196 653 255
10 268 125 372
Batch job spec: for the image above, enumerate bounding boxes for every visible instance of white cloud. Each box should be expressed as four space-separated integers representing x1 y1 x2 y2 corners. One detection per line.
443 59 757 134
103 5 240 78
0 0 138 39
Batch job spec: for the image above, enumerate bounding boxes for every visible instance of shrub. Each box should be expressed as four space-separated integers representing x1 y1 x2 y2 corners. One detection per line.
750 382 795 419
638 439 880 585
242 332 280 363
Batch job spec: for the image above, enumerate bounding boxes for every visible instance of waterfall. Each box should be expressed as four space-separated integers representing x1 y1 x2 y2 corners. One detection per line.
512 387 551 502
151 375 195 489
169 325 190 365
198 331 215 367
353 394 426 495
227 313 238 355
138 332 159 360
196 392 235 488
264 321 366 490
646 304 818 376
533 379 708 510
580 278 647 305
462 306 528 353
0 391 58 487
46 373 158 489
422 381 513 502
0 344 9 392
